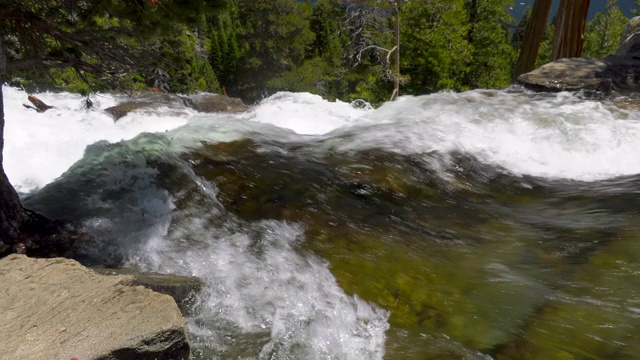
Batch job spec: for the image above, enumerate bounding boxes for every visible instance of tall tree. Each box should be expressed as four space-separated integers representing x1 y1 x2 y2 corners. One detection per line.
0 0 224 257
233 0 314 102
552 0 591 60
400 0 471 93
513 0 552 79
464 0 516 89
582 0 628 58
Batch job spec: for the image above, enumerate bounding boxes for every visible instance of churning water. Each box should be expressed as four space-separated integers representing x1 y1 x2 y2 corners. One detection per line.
5 85 640 359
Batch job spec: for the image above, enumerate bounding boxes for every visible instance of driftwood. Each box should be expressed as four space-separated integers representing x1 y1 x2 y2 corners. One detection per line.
23 95 54 112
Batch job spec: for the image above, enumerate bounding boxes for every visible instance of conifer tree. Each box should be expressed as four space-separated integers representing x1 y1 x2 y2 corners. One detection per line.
400 0 471 93
582 0 628 58
234 0 314 102
464 0 517 88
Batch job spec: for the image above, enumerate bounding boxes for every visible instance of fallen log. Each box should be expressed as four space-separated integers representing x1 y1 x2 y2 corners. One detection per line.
23 95 54 112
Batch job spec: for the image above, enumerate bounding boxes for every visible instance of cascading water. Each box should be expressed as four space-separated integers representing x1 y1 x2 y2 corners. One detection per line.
5 85 640 359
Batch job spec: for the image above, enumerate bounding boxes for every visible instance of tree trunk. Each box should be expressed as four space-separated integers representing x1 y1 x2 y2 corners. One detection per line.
0 38 79 257
513 0 553 80
0 36 28 254
392 2 400 100
552 0 591 60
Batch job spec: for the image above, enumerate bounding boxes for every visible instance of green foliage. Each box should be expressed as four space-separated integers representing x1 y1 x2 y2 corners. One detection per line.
400 0 472 93
147 23 221 93
582 0 629 58
233 0 315 102
464 0 517 89
8 0 622 104
266 57 332 94
511 6 530 48
535 23 555 68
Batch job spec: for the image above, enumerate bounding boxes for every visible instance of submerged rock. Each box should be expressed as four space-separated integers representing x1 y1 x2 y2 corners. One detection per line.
0 254 190 360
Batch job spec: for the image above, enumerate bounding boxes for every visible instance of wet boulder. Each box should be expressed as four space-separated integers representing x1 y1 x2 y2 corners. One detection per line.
0 254 190 360
182 93 250 113
618 16 640 59
517 57 608 92
104 101 165 121
517 56 640 94
104 91 189 121
517 16 640 94
104 91 249 121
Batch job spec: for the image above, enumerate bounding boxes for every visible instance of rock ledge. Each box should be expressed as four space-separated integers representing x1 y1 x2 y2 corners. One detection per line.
0 254 190 360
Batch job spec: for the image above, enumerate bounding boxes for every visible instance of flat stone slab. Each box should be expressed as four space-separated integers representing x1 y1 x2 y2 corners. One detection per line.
91 266 203 314
0 254 190 360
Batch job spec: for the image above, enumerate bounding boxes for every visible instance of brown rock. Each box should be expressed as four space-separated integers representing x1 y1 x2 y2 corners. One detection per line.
183 94 250 113
0 254 190 360
517 56 640 94
104 101 162 121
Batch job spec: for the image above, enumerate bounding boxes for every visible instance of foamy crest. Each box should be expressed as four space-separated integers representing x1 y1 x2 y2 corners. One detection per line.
6 86 640 191
251 91 372 135
133 219 390 359
3 86 190 192
331 90 640 181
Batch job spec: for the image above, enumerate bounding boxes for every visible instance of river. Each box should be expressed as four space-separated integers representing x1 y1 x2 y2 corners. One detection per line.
4 86 640 359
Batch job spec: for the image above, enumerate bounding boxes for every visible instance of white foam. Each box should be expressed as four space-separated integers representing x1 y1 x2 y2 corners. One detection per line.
3 86 190 192
250 91 372 135
331 91 640 181
6 87 640 194
133 219 390 359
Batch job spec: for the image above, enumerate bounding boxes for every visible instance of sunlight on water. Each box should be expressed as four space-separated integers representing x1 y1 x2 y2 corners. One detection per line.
329 90 640 181
132 218 390 359
3 86 190 193
8 86 640 359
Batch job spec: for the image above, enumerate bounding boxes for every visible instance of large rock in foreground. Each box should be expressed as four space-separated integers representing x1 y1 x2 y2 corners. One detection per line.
0 254 190 360
517 56 640 94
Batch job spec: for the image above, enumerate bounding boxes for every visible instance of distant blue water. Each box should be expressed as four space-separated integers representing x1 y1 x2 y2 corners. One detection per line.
511 0 637 22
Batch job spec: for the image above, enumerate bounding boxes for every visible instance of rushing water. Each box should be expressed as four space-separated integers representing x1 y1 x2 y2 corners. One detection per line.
5 86 640 359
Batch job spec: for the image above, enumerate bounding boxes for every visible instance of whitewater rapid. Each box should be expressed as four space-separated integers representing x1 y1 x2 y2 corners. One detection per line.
5 85 640 358
5 87 640 194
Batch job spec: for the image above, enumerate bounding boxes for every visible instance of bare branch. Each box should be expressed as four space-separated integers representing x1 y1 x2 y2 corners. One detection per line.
386 45 398 64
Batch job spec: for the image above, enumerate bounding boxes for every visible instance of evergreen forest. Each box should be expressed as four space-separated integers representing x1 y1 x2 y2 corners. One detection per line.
5 0 635 105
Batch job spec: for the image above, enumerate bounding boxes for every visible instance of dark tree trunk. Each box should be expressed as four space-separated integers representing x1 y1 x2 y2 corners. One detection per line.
552 0 591 60
0 36 28 254
0 39 80 257
513 0 553 80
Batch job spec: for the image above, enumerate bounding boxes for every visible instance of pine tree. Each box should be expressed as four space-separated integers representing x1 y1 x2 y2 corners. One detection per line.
234 0 314 102
400 0 471 93
464 0 517 88
582 0 628 58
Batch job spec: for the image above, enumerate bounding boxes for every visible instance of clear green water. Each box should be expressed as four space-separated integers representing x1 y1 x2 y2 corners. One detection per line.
182 139 640 359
